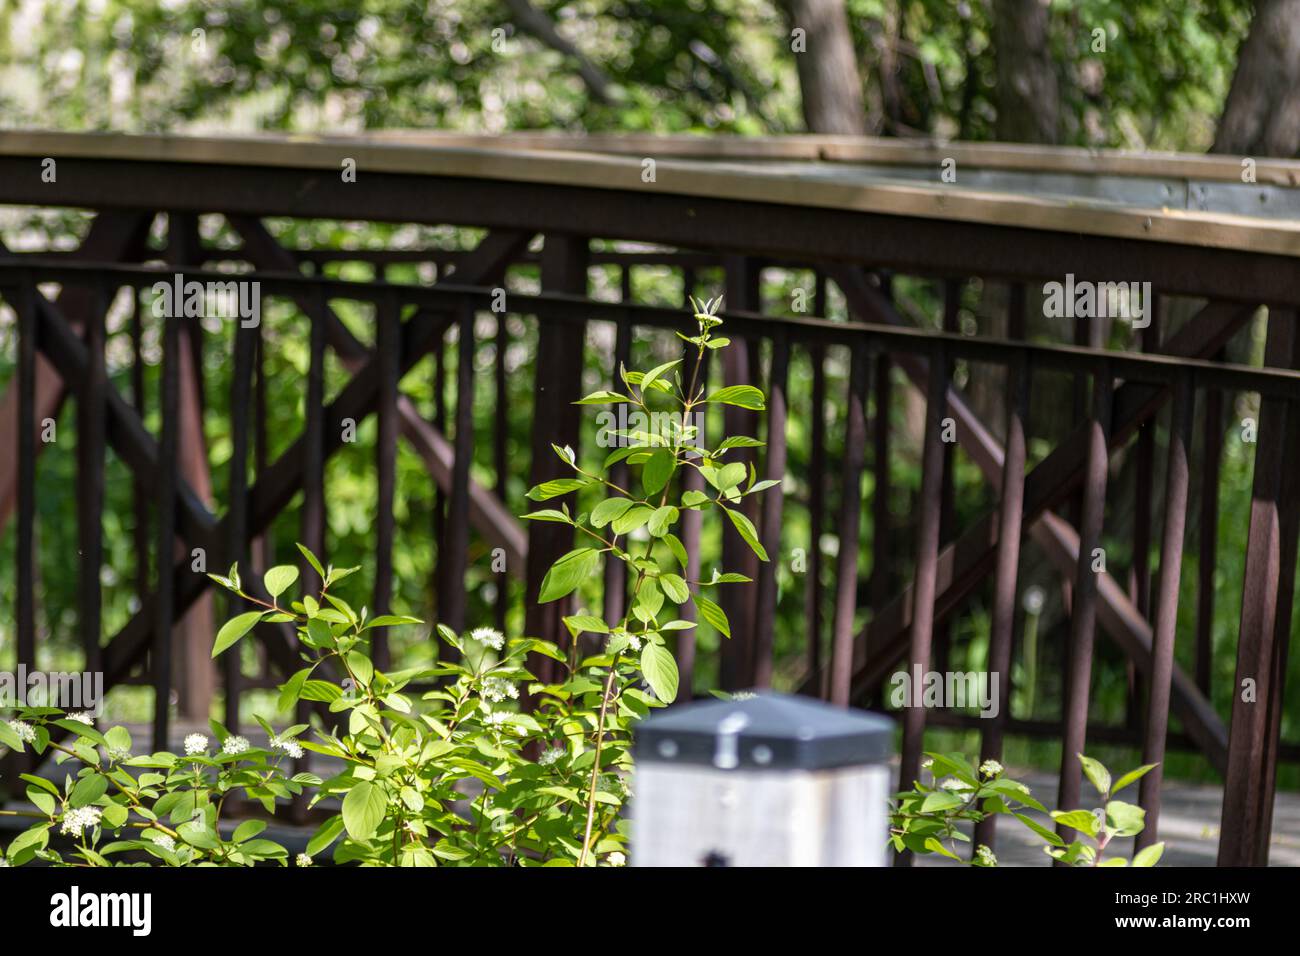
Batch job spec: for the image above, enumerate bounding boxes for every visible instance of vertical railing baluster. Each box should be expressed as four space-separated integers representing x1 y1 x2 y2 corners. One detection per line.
603 268 633 626
130 285 150 600
524 237 588 681
974 287 1029 851
77 279 108 678
254 320 272 575
829 341 869 706
224 288 258 732
493 302 510 633
1257 369 1300 862
1219 315 1300 866
16 276 37 684
373 291 400 670
720 255 761 689
1054 356 1113 852
752 330 789 688
934 279 960 677
677 272 706 700
441 300 476 634
153 290 182 752
1195 353 1223 696
897 339 949 866
1127 306 1160 732
1136 368 1193 851
807 341 827 689
432 324 448 623
869 347 892 690
301 285 326 587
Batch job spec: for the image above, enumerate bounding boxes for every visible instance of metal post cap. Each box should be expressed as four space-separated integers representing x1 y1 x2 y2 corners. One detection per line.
634 690 894 771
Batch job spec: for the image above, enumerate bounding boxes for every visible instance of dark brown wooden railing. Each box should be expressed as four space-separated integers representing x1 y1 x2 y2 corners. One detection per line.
1 133 1298 867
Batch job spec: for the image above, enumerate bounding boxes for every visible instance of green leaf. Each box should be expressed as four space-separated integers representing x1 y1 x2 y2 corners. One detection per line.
306 815 346 857
346 651 374 688
563 614 609 635
526 478 590 501
663 533 688 568
264 565 299 599
104 725 132 754
647 505 679 537
1105 800 1146 838
590 497 635 529
575 390 632 404
643 448 676 495
640 641 679 703
1111 763 1158 796
69 774 108 809
342 781 387 841
1079 754 1111 798
212 611 264 658
101 803 128 829
710 462 747 492
919 791 965 813
296 544 326 582
26 787 55 817
706 385 765 410
1013 813 1066 847
521 509 572 523
1131 842 1164 867
538 548 600 603
1051 809 1099 838
277 668 312 713
922 837 960 860
716 436 764 452
7 823 50 861
0 721 22 751
659 573 690 604
723 507 768 561
611 504 654 535
694 594 730 638
232 819 267 844
639 359 681 393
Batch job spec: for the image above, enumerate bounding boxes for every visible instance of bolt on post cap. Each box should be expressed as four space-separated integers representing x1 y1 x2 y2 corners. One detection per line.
634 690 894 771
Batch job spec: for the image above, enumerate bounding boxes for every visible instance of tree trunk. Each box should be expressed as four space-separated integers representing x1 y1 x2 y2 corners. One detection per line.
1212 0 1300 158
782 0 867 134
992 0 1060 144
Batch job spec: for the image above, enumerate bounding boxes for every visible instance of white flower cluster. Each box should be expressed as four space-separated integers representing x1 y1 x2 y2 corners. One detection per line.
979 759 1003 778
975 844 997 866
60 806 102 837
106 746 130 762
183 733 208 756
67 712 96 726
151 834 176 852
626 634 642 652
940 777 969 791
606 851 627 867
270 736 304 760
538 746 565 767
481 677 518 704
296 853 313 867
222 735 251 756
7 720 36 744
484 711 511 730
470 627 505 651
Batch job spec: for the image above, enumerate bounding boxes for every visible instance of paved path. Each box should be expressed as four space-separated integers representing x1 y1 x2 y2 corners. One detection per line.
15 723 1299 866
911 766 1300 867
